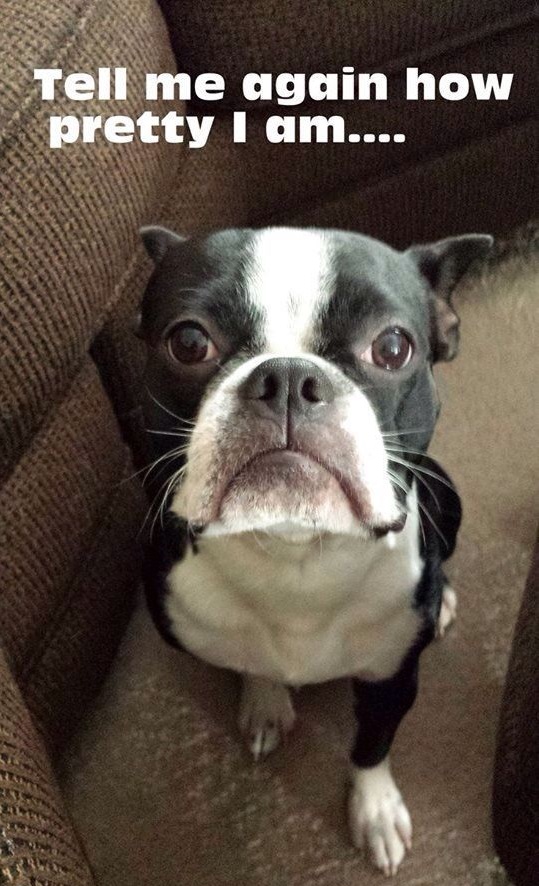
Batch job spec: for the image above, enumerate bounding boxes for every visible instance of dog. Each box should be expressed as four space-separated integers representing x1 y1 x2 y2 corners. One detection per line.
137 225 491 876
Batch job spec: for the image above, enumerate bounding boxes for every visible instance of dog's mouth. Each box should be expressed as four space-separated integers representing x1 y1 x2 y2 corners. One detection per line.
216 444 406 537
170 382 407 538
223 446 356 509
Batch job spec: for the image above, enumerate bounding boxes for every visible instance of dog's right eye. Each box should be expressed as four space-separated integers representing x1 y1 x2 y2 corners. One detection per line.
167 322 218 364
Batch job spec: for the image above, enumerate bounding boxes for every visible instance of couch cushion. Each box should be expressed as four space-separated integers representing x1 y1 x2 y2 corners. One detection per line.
0 359 146 751
152 0 535 248
493 530 539 886
22 466 146 755
144 20 535 238
160 0 536 106
0 0 180 484
0 648 95 885
146 117 536 246
289 121 538 246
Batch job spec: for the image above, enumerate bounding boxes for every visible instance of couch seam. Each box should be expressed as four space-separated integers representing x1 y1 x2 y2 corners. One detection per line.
0 0 97 152
1 355 97 488
17 448 140 688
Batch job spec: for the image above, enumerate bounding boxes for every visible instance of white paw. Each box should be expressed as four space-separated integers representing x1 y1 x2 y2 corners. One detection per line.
436 585 457 638
238 675 296 760
348 759 412 877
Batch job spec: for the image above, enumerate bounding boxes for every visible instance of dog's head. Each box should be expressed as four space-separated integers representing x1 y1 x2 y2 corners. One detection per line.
138 227 491 540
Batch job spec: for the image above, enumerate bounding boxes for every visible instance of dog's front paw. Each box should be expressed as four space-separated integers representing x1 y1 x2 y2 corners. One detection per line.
436 585 457 638
238 674 296 760
348 759 412 877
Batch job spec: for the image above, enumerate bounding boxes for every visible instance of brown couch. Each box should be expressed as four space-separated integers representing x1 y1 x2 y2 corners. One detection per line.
0 0 537 883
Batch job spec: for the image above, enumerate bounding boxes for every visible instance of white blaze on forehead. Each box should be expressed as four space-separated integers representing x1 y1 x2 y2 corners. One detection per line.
247 228 334 354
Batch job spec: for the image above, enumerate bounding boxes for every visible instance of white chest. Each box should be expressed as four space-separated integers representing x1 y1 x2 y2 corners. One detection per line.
164 506 423 685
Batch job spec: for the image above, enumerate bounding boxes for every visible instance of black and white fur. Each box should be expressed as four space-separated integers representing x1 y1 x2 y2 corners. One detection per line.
138 226 491 876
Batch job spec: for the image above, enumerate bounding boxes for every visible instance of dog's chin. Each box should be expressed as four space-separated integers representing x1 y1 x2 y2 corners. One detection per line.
197 451 400 541
217 455 357 537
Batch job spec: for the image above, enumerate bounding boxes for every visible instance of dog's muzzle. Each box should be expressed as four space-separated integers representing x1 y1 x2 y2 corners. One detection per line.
171 355 403 536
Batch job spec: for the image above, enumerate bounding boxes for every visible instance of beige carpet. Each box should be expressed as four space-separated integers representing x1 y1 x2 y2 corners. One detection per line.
59 246 539 886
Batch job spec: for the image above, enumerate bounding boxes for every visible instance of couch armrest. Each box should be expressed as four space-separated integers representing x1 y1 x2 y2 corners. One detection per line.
0 649 94 885
493 529 539 886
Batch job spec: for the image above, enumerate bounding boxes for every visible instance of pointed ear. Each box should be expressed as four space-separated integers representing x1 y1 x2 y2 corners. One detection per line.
140 225 186 264
407 234 493 362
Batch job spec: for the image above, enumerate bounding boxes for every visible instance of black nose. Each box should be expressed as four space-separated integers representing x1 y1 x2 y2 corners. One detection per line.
239 357 335 423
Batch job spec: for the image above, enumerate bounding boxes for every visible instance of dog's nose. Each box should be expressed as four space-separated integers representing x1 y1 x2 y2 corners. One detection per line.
240 357 335 422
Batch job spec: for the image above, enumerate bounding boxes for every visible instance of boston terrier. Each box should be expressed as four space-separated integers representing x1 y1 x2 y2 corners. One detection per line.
137 226 492 876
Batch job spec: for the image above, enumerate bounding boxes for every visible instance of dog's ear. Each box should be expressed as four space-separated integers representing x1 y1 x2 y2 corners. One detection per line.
141 225 186 264
134 227 187 338
407 234 493 362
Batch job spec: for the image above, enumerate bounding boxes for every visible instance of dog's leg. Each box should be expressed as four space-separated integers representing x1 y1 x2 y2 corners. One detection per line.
238 674 296 760
436 584 457 638
348 654 419 876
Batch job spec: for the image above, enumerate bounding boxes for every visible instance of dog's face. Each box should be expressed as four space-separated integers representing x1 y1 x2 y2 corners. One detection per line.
139 227 491 540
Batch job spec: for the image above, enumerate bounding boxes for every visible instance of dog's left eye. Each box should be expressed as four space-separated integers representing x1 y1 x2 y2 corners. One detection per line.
167 322 218 364
361 327 413 371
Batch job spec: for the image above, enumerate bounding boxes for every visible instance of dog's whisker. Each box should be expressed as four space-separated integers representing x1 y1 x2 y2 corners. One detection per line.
118 461 159 486
387 470 411 499
140 447 187 485
145 386 187 425
146 428 193 438
127 452 184 486
386 454 455 494
416 499 448 550
388 470 427 549
117 434 192 488
384 445 429 457
384 444 430 456
146 458 192 542
386 457 442 512
411 473 441 513
380 428 430 438
388 469 427 547
138 449 203 540
156 471 182 537
214 359 234 378
142 451 193 491
171 417 197 428
139 478 170 539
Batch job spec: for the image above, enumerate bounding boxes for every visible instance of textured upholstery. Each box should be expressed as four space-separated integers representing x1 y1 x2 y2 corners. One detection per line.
493 531 539 886
0 358 147 754
160 0 536 106
0 1 170 874
0 0 179 484
156 0 536 238
0 0 175 748
158 117 537 244
289 122 538 245
0 648 94 885
1 360 129 676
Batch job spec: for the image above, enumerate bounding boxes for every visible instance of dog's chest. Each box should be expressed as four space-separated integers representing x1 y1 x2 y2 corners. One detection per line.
164 512 423 684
